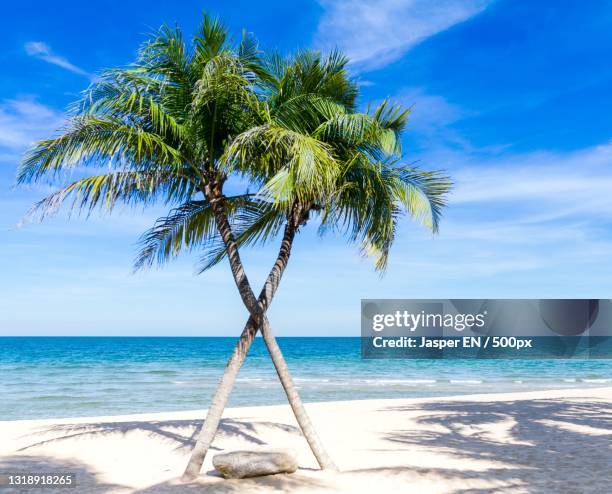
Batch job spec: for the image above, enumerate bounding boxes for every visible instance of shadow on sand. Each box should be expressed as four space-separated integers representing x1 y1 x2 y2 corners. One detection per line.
4 396 611 493
376 396 612 493
16 417 300 453
132 473 330 494
6 417 305 493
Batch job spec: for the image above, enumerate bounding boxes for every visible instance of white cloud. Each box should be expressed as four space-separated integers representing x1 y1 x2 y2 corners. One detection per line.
25 41 91 78
452 143 612 217
386 87 481 154
315 0 492 71
396 142 612 280
0 97 64 152
399 87 464 130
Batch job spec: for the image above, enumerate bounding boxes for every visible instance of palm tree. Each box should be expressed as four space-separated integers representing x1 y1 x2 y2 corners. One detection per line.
137 51 451 477
17 13 451 480
17 15 343 474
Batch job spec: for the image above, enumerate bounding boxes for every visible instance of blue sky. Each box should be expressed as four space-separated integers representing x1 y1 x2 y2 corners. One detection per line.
1 0 612 335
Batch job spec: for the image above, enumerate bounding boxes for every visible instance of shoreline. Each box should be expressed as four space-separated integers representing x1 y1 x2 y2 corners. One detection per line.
4 336 611 421
2 384 611 425
1 386 611 493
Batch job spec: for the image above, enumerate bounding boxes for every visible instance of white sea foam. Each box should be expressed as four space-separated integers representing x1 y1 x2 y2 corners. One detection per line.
294 378 331 383
361 379 437 385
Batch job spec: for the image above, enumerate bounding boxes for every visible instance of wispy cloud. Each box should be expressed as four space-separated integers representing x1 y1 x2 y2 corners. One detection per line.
25 41 91 78
398 142 612 279
0 97 63 153
315 0 492 71
399 87 464 130
387 87 482 154
452 143 612 215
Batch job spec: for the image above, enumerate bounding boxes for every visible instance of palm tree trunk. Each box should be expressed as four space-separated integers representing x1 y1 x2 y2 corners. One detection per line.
182 316 258 480
183 203 298 480
183 197 335 479
260 315 337 470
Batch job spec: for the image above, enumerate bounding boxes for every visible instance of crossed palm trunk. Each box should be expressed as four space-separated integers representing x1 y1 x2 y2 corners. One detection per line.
182 196 336 480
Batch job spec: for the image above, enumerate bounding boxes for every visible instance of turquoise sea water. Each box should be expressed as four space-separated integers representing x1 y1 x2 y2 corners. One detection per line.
1 337 611 420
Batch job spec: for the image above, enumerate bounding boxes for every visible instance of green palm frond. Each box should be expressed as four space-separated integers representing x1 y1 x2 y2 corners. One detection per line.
193 13 230 64
222 124 340 205
393 166 451 233
134 194 269 270
259 50 356 108
135 200 217 270
24 170 192 222
313 112 398 157
78 76 188 144
18 116 187 184
237 30 266 80
318 155 451 271
370 99 410 133
139 24 192 86
368 100 410 156
269 94 346 134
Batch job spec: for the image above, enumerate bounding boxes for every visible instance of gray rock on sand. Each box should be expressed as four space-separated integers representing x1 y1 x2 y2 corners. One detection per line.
212 450 298 479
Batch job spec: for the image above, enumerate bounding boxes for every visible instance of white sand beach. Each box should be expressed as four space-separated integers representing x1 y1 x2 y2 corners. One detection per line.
1 387 611 493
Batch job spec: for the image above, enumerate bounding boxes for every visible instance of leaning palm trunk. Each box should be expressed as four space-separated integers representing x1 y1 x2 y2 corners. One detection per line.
183 200 335 479
210 202 336 469
182 213 294 480
181 317 256 481
259 315 336 469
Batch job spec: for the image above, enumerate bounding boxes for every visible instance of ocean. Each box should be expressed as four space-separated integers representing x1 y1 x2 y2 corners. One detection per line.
1 337 611 420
